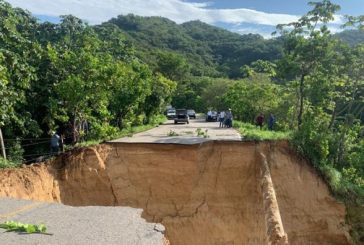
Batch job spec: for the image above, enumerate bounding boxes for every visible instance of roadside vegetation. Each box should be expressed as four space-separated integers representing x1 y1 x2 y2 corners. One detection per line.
0 158 21 169
75 115 166 147
0 221 47 234
167 130 179 137
233 121 290 141
196 128 209 138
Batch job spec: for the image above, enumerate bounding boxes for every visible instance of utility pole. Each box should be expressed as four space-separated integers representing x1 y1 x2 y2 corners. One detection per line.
0 128 6 160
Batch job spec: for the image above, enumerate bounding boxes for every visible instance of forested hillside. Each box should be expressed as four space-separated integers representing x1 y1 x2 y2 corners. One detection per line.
335 30 364 46
106 15 283 78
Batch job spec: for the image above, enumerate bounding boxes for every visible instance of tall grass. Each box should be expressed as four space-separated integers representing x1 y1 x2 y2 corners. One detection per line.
233 121 291 141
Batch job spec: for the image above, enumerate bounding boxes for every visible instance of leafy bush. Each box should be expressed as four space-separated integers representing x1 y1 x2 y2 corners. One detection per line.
87 122 120 141
291 109 331 166
7 141 24 163
291 109 364 204
0 158 21 169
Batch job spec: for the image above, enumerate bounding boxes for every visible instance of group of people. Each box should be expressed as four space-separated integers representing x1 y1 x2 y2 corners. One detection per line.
218 109 233 128
215 109 275 130
256 113 275 130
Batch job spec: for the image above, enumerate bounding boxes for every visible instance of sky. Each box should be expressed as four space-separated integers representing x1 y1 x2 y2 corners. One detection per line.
6 0 364 38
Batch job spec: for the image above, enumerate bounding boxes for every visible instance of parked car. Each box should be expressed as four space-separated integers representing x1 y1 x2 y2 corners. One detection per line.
174 109 189 124
206 111 218 122
166 109 176 119
187 109 196 119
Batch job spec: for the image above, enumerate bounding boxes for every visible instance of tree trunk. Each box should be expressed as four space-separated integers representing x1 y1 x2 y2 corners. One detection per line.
297 74 305 128
72 117 78 144
0 128 6 160
329 103 337 129
117 111 123 129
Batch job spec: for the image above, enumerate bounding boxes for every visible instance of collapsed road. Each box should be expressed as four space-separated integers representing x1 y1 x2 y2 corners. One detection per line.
0 119 351 244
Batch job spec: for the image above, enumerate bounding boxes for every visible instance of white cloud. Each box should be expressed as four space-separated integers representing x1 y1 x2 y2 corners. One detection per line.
234 27 273 39
7 0 299 26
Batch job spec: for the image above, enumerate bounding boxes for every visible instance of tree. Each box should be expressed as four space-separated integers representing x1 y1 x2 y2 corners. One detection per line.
108 60 153 128
0 55 10 159
156 51 190 81
276 0 341 128
241 60 277 78
200 78 230 111
344 15 364 30
0 0 41 158
143 73 176 121
223 79 281 122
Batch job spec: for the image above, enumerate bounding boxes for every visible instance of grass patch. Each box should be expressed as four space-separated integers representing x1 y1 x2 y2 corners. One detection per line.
233 121 291 141
0 158 21 169
196 128 209 138
167 130 179 136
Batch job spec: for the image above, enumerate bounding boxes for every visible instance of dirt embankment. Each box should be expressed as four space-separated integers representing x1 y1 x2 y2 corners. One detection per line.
0 141 351 245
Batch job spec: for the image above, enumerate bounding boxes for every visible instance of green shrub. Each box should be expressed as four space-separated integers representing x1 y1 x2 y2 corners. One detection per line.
0 157 21 169
291 109 332 166
7 140 24 163
291 109 364 204
87 122 119 141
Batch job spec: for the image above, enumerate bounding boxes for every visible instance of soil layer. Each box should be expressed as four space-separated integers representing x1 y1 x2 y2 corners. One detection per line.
0 141 350 245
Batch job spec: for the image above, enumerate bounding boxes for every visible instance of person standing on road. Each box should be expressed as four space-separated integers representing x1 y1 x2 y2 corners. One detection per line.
225 109 233 128
207 110 212 121
219 110 225 128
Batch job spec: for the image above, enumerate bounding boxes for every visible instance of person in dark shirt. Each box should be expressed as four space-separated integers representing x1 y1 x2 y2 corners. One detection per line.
268 113 276 131
256 113 265 129
225 109 233 128
50 131 60 155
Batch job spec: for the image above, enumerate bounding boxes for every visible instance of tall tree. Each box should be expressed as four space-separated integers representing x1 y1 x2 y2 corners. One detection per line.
276 0 340 128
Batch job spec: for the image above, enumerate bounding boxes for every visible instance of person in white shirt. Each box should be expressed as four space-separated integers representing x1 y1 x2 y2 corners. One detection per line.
207 110 212 121
219 111 225 128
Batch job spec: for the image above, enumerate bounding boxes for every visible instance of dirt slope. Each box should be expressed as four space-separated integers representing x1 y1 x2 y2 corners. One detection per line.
0 141 351 244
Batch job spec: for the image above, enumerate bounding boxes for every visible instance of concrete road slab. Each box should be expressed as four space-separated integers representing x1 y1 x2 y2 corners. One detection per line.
110 119 241 144
0 198 164 245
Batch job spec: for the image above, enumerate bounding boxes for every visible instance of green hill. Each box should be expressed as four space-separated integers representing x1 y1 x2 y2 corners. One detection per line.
104 15 283 78
335 30 364 46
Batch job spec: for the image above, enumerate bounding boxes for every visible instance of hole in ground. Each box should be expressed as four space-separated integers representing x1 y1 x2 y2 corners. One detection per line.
0 141 350 245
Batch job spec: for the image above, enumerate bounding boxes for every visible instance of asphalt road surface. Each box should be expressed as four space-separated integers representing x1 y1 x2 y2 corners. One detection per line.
0 198 165 245
111 118 241 144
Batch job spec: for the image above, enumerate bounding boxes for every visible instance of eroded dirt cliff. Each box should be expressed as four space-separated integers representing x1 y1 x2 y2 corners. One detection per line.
0 141 351 245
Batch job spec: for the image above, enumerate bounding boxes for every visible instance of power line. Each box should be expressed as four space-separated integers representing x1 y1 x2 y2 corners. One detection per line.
22 152 54 158
4 138 51 141
4 140 50 150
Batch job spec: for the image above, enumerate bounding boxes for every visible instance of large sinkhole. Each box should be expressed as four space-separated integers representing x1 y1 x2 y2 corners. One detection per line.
0 141 350 245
